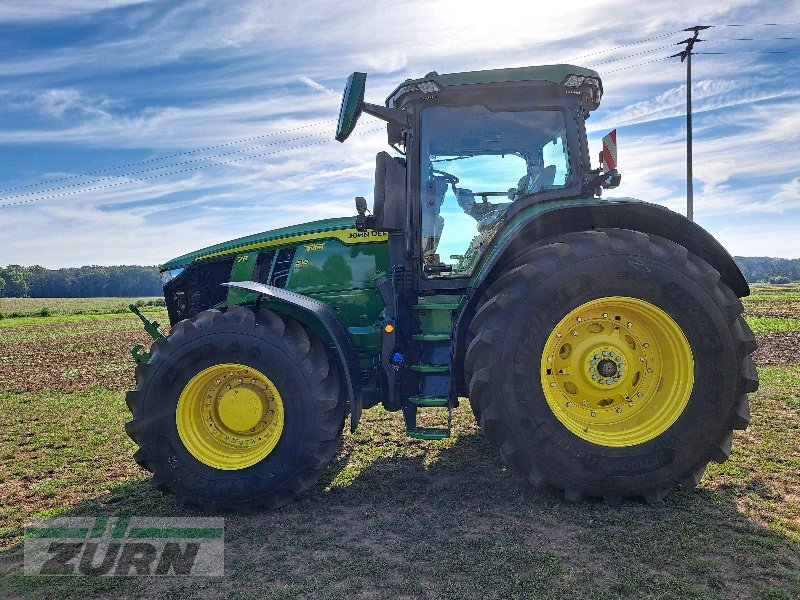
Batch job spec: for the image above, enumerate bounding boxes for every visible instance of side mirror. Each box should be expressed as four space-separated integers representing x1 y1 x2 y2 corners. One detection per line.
335 72 367 143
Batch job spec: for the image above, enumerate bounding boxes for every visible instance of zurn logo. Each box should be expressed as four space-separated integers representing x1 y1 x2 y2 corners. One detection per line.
24 517 224 576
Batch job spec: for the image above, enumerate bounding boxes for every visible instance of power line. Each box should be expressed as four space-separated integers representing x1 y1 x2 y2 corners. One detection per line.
0 130 333 202
599 55 674 74
709 37 798 40
694 51 792 54
563 29 684 62
587 44 676 67
717 23 800 27
0 127 384 209
0 119 337 195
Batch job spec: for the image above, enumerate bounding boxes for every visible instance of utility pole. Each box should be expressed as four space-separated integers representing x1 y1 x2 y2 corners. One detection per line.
671 25 711 222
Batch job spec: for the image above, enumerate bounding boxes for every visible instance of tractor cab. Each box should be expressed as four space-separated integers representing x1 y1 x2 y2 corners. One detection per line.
338 65 607 280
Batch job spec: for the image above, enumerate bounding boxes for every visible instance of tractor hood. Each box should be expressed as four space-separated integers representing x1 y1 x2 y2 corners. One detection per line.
161 216 360 270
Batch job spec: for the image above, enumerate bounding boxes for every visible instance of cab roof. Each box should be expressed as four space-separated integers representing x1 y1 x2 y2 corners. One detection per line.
386 63 601 107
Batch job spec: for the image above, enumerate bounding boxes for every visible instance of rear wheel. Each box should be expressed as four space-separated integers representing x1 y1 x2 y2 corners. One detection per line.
465 229 757 503
125 305 345 512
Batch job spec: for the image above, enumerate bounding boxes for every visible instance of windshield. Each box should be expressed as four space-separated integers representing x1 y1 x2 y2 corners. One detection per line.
419 105 570 276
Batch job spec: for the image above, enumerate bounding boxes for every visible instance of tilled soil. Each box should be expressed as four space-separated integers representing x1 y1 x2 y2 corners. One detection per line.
752 332 800 366
0 314 797 394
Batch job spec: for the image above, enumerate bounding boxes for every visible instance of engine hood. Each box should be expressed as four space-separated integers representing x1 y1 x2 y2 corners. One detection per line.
160 216 363 270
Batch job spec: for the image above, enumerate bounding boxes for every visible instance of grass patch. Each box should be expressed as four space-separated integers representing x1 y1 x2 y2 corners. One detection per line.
0 309 167 328
0 297 164 319
745 316 800 334
748 285 800 301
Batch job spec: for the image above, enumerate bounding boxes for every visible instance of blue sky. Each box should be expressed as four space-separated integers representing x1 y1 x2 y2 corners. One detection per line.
0 0 798 267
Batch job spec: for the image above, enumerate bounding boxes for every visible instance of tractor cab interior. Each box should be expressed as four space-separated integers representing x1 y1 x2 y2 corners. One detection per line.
418 104 570 276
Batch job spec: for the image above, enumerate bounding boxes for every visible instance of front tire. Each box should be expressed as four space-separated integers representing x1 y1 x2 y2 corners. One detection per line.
465 230 757 503
125 305 345 512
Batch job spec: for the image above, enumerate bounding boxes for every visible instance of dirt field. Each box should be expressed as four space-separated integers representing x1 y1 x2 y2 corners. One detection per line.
0 288 798 599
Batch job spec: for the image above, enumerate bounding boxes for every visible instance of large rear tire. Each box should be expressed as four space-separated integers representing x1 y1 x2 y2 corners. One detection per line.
465 229 757 503
125 305 345 512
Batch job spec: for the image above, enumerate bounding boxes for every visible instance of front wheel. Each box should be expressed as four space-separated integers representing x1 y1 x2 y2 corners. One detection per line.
125 305 345 512
465 229 757 503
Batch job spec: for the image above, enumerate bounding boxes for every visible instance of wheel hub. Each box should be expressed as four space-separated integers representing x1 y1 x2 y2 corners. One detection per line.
587 348 625 388
217 386 265 432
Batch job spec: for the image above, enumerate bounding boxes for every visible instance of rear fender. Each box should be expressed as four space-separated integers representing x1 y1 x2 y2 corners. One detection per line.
452 200 749 396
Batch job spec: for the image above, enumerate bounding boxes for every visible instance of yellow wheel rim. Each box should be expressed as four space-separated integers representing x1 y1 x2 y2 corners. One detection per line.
176 363 284 470
540 296 694 447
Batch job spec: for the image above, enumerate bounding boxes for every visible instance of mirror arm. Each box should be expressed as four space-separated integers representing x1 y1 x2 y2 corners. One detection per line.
362 102 409 128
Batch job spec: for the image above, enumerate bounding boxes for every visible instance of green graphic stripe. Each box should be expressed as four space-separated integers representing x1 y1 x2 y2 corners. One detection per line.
26 528 89 538
112 517 130 538
127 527 224 539
90 517 108 538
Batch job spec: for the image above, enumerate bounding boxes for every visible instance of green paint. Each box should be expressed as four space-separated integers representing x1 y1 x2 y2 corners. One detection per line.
161 217 382 269
470 196 640 285
127 527 224 539
90 517 108 538
408 395 449 407
112 517 130 538
128 304 164 341
414 298 463 335
410 364 450 373
226 252 259 305
411 333 451 341
386 64 600 105
406 427 449 440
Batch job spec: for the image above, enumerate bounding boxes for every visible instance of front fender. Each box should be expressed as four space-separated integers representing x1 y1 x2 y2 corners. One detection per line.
223 281 363 432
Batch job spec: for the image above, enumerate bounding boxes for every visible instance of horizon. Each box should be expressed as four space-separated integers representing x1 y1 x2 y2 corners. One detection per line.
1 1 799 267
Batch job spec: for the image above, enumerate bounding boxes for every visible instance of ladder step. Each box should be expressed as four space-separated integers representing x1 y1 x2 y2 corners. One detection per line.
408 395 449 407
411 333 451 341
412 304 460 311
410 363 450 373
407 427 450 440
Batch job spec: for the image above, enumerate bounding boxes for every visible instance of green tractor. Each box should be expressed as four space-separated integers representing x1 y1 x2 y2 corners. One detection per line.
126 63 757 511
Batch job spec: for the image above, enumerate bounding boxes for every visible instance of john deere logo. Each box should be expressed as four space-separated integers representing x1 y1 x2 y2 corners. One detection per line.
24 517 224 576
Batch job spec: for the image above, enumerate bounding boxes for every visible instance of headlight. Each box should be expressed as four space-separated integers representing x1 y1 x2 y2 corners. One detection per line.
160 267 185 285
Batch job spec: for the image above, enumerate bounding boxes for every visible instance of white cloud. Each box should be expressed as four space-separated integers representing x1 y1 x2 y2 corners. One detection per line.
0 0 152 23
2 0 800 266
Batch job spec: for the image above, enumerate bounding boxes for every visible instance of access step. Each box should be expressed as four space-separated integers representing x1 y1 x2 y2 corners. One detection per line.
411 333 451 341
407 395 449 407
407 427 450 440
410 363 450 373
412 303 461 311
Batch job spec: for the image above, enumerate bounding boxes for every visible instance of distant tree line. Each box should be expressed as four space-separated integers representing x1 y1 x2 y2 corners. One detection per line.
0 257 796 298
734 257 800 284
0 265 162 297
